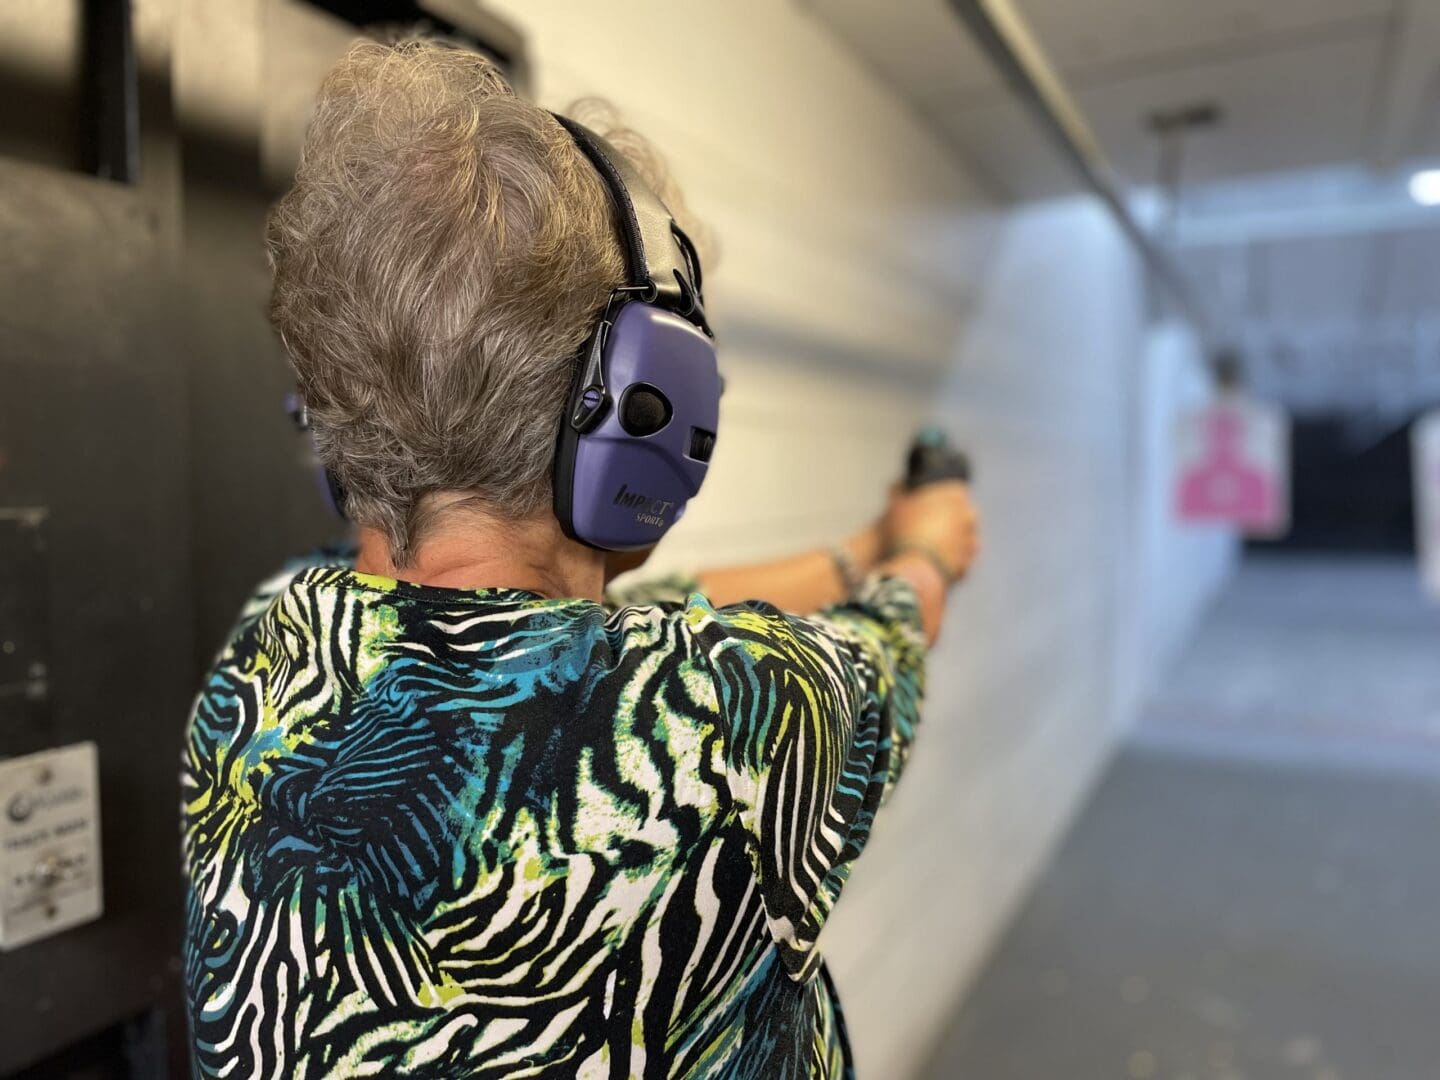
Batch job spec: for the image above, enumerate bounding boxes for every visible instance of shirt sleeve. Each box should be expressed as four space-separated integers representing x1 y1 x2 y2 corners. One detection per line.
687 573 927 979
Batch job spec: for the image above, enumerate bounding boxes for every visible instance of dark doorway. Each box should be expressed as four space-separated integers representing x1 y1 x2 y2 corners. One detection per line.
1251 414 1417 555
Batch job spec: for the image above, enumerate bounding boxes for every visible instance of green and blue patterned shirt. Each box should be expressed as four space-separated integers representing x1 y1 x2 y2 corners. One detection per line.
182 554 925 1077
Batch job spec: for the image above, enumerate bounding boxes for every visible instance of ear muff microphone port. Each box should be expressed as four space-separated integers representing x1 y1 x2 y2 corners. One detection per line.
688 428 716 462
618 383 673 437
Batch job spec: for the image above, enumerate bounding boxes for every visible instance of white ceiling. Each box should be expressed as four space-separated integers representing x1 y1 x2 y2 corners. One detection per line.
807 0 1440 417
807 0 1440 201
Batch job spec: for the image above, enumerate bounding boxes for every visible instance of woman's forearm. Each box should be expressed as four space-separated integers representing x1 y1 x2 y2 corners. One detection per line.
872 549 948 646
696 523 885 612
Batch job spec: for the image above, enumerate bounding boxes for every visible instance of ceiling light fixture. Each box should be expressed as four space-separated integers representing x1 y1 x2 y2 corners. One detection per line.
1409 169 1440 206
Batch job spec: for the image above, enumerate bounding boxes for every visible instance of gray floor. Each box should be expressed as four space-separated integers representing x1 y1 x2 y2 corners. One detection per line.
923 556 1440 1080
1146 555 1440 745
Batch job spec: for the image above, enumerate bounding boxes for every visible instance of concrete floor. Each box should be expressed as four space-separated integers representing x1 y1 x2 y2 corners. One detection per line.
923 556 1440 1080
1146 555 1440 745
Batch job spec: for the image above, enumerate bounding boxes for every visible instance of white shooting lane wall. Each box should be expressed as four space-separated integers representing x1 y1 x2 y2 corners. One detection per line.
481 2 1236 1072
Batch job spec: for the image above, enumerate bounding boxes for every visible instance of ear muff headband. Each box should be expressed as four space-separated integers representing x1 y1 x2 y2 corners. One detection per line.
549 114 709 332
550 114 721 552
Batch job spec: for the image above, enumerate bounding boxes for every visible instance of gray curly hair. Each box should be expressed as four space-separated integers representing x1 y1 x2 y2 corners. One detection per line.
266 40 701 565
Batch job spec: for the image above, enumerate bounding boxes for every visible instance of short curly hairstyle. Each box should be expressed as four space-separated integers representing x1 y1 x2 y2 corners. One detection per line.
266 40 697 565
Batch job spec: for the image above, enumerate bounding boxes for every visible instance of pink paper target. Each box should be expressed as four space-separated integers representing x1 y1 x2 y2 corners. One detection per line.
1176 401 1289 536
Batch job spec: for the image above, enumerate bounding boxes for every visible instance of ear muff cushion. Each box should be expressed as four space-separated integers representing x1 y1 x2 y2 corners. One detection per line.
618 383 673 437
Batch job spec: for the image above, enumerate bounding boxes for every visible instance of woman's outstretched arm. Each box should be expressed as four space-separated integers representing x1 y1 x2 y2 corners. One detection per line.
693 521 886 613
607 482 977 638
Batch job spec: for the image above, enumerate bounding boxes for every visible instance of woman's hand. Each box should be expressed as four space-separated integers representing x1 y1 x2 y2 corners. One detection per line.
883 482 981 582
873 483 978 646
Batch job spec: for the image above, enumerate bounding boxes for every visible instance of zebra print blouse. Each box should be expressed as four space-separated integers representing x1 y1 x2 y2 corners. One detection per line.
182 556 925 1078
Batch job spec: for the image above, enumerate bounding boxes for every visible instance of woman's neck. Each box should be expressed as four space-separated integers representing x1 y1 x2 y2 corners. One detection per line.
353 500 606 602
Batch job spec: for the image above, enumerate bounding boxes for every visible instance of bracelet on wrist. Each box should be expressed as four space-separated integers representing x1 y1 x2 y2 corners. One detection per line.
893 541 959 585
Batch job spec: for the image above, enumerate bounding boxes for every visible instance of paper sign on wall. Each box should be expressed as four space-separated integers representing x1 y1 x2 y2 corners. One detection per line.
1175 396 1290 538
1413 410 1440 601
0 743 103 950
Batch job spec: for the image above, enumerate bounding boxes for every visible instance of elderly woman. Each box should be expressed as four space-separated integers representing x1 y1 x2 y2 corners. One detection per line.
182 41 977 1079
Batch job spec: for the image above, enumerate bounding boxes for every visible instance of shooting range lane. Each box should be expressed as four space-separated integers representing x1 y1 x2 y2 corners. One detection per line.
925 555 1440 1080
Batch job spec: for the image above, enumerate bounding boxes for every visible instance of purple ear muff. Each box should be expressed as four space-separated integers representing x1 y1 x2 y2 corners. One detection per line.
286 392 348 519
554 302 719 550
550 113 720 552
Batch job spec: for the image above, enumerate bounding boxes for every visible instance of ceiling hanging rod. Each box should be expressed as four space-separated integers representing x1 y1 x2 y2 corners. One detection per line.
947 0 1215 342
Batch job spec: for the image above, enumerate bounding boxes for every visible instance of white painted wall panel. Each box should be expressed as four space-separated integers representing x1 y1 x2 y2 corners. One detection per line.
1132 322 1239 695
817 200 1145 1072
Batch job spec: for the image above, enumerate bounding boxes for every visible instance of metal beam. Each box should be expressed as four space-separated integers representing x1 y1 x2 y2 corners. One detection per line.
81 0 139 183
1175 200 1440 249
947 0 1214 340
